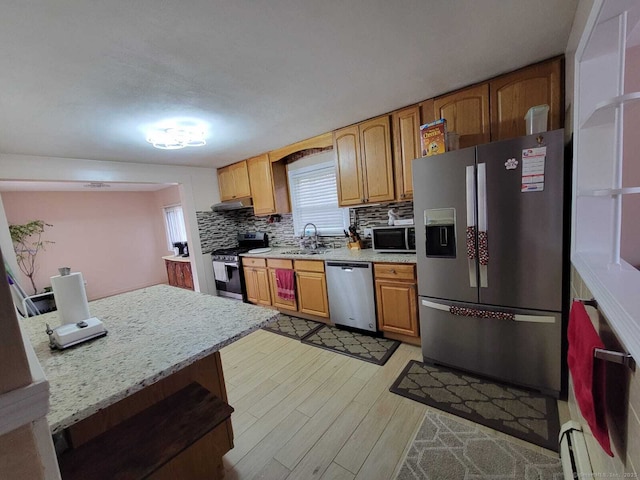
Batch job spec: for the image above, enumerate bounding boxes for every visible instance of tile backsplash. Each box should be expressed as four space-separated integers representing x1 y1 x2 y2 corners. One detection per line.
196 201 415 253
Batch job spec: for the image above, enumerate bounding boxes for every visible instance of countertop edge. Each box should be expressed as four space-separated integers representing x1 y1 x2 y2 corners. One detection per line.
239 248 416 264
49 311 279 434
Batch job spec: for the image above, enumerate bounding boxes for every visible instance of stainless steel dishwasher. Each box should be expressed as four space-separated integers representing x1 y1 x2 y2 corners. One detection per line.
325 261 376 332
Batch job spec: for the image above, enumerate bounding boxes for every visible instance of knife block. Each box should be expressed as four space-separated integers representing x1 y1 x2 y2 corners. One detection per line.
347 240 363 250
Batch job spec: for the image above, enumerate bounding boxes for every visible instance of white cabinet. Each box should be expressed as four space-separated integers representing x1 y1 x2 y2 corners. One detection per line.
572 0 640 365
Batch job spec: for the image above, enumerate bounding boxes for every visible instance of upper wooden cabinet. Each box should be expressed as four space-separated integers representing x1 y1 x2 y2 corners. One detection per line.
334 115 394 207
246 154 290 216
217 161 251 201
490 57 562 141
434 83 491 149
392 105 422 201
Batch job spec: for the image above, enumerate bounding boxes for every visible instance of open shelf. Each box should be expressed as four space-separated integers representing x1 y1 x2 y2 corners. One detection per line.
581 91 640 129
578 186 640 197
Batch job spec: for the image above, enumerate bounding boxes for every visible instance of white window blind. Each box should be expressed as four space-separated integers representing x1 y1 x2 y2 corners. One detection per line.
288 162 349 236
164 205 187 249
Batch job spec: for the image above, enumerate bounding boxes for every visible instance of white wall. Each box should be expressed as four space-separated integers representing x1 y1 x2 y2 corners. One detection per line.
0 154 220 295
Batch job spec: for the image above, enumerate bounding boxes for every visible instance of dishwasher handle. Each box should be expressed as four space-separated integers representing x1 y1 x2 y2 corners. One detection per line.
326 262 371 269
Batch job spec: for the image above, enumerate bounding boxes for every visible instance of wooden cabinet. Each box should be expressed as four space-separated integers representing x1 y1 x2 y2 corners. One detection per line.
217 161 251 202
374 263 418 337
434 83 491 149
334 115 394 207
247 154 290 216
489 57 562 141
243 258 271 306
294 260 329 318
165 259 194 291
267 258 297 311
392 105 421 201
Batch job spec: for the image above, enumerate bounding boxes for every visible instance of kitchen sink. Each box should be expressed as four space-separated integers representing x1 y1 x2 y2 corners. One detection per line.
281 249 328 255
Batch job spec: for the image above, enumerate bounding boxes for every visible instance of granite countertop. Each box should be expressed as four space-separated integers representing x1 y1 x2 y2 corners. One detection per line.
20 284 278 434
240 246 416 264
162 255 191 263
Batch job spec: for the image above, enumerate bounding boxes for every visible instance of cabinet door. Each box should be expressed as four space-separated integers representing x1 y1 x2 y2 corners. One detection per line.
255 268 272 306
375 280 418 336
181 262 194 290
217 166 234 202
268 269 297 311
360 115 395 203
490 57 562 141
165 260 178 287
434 83 490 149
247 154 276 215
296 271 329 317
230 161 251 199
334 125 364 206
243 267 259 304
393 105 421 201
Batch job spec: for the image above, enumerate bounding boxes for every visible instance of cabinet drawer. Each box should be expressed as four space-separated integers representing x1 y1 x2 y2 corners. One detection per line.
374 263 415 281
267 258 293 270
243 257 267 268
294 260 325 273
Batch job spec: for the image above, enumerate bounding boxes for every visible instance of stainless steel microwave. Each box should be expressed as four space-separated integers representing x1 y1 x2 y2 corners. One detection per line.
371 225 416 253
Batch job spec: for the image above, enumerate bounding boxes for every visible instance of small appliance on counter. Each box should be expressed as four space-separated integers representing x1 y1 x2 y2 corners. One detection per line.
371 225 416 253
173 241 189 257
46 267 107 349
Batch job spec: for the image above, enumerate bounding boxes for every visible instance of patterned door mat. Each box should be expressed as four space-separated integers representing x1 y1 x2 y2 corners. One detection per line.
390 361 560 452
302 325 400 366
262 314 324 340
395 410 562 479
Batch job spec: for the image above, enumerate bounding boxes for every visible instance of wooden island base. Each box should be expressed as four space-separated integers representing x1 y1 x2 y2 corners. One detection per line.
58 352 233 479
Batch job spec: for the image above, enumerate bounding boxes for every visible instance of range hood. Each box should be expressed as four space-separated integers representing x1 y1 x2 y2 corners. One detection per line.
211 198 253 211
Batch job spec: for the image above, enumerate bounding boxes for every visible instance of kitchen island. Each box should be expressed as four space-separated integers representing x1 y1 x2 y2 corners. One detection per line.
20 284 279 479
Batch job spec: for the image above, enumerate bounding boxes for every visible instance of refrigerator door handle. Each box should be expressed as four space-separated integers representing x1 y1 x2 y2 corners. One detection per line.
420 299 556 324
465 165 477 288
477 162 489 288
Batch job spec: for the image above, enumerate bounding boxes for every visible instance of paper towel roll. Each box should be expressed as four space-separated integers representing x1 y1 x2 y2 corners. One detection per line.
51 272 90 326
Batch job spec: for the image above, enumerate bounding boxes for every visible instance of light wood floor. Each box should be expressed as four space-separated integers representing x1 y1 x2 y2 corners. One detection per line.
220 329 426 480
220 329 570 480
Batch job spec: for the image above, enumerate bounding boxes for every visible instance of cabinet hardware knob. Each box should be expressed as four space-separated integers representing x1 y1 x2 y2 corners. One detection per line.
390 269 396 274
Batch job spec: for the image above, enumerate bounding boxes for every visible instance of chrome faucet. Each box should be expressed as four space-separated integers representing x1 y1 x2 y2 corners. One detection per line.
300 223 318 250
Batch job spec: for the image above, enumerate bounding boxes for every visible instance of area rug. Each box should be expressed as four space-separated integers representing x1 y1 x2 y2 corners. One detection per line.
301 325 400 365
262 314 324 340
390 361 560 452
395 410 563 479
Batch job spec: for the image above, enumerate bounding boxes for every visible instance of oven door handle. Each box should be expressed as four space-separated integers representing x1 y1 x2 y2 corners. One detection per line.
224 263 238 268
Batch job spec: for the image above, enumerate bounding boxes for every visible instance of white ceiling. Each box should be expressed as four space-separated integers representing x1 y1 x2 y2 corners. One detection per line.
0 180 174 192
0 0 578 169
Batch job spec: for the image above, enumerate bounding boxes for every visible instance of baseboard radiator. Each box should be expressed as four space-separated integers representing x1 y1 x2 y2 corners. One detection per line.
559 421 593 479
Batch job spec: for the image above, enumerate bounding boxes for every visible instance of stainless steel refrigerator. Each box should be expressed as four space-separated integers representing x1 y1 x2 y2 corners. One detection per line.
412 129 567 397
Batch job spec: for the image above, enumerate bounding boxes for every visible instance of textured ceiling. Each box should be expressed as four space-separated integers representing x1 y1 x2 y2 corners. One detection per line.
0 0 578 169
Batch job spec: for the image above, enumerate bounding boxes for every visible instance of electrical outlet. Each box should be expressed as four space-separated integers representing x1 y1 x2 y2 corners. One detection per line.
364 228 372 238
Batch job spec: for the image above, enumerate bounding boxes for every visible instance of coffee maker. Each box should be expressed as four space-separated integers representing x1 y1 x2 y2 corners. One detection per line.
173 241 189 257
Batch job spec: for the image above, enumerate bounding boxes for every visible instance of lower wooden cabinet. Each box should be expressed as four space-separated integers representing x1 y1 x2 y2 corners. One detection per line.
165 259 194 290
374 263 419 337
294 260 329 318
267 258 297 311
243 259 271 306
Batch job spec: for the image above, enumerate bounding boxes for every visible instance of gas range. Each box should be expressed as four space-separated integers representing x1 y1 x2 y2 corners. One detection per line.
210 247 251 263
210 232 269 263
211 232 269 300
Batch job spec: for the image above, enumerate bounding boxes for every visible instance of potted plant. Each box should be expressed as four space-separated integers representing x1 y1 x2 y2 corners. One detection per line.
9 220 54 295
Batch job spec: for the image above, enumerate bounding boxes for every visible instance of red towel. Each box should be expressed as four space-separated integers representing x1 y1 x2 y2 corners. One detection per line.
275 269 295 301
567 300 613 456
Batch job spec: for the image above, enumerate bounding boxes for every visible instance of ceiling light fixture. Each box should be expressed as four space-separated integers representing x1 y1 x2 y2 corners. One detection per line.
146 127 206 150
83 182 111 188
